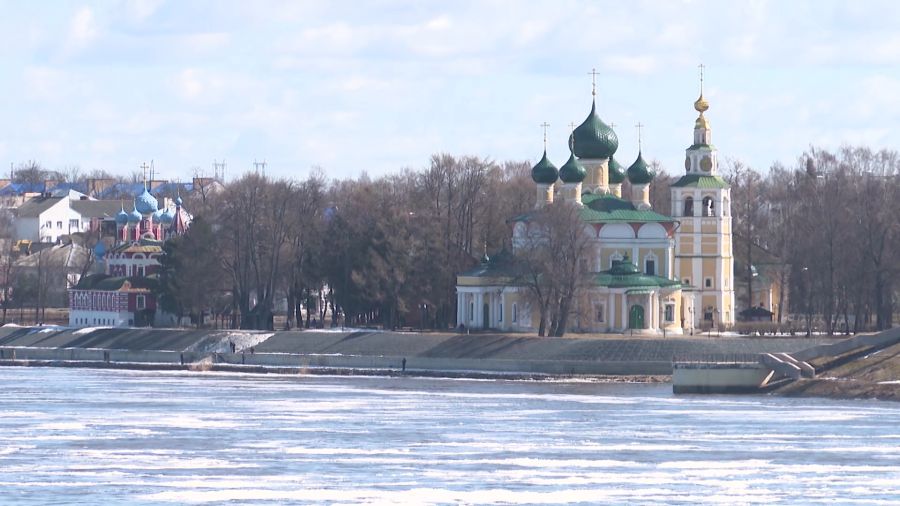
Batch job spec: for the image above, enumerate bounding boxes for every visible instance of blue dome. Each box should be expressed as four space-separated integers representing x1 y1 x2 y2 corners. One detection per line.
134 187 158 215
160 208 175 224
152 209 165 222
93 241 106 257
175 196 183 206
115 208 129 225
127 207 142 223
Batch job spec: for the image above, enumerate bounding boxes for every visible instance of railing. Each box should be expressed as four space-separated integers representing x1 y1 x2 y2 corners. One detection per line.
673 353 761 366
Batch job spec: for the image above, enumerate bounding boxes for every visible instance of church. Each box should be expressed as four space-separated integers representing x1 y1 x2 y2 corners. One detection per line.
456 74 735 335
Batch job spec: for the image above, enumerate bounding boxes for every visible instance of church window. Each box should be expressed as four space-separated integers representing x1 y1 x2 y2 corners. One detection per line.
705 278 713 288
645 259 656 276
702 197 715 217
512 303 518 323
664 304 675 323
136 295 146 310
610 251 623 268
683 197 694 217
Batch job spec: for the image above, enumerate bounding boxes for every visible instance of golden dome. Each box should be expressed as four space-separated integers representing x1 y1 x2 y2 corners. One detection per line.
694 94 709 113
695 114 709 129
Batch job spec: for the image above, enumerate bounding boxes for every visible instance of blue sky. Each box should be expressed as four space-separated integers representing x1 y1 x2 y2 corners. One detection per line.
2 0 900 182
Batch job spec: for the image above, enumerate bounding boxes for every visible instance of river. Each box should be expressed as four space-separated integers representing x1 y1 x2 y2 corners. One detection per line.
1 366 898 505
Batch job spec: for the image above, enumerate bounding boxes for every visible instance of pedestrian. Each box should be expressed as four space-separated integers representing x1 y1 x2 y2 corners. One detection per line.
229 341 236 353
401 357 406 372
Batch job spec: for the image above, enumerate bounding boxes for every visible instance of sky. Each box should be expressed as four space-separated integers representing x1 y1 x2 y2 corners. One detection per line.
2 0 900 182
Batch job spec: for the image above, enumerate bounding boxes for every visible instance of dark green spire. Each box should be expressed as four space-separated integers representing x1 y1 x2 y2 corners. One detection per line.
608 155 626 184
626 151 654 184
531 150 559 184
569 99 618 159
558 151 586 183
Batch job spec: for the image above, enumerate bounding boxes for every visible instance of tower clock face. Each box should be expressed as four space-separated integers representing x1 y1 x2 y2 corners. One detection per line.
685 157 691 171
700 156 712 172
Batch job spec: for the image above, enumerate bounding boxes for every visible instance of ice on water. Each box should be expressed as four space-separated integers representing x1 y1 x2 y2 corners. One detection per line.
1 367 899 505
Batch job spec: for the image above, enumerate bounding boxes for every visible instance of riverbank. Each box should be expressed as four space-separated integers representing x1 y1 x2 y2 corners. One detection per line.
0 325 838 381
776 341 900 401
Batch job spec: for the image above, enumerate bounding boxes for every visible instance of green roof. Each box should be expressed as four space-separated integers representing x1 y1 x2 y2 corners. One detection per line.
569 99 618 159
686 143 716 151
458 249 521 278
558 151 586 183
511 193 674 224
596 258 681 289
531 150 558 184
74 273 158 291
626 151 654 184
608 155 626 184
670 174 730 189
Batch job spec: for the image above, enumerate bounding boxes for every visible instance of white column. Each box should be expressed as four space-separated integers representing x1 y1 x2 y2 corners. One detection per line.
621 294 628 331
474 292 483 328
457 292 464 326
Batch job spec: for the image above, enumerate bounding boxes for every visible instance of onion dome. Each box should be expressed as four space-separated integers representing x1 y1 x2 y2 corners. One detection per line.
175 196 183 206
160 208 175 225
569 100 618 159
558 151 586 183
115 206 129 225
152 209 164 222
93 241 106 258
610 254 640 275
134 187 158 215
694 93 710 129
626 152 654 185
127 203 142 223
608 155 626 185
531 150 559 184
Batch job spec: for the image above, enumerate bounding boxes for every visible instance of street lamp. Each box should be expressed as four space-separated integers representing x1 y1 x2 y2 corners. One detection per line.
714 308 720 338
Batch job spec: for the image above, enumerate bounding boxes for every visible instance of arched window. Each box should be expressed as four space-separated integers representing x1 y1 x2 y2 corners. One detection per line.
609 251 624 268
702 197 715 217
683 196 694 217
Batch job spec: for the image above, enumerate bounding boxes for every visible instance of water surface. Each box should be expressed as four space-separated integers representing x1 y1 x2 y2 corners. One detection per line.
1 367 898 504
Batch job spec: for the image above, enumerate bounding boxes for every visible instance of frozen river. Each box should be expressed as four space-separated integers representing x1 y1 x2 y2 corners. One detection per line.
1 366 899 505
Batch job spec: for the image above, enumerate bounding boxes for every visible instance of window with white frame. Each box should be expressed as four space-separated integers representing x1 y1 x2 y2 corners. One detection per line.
610 251 623 268
136 295 146 310
57 221 63 229
644 252 658 276
705 278 713 288
595 303 606 323
664 304 675 322
69 219 79 230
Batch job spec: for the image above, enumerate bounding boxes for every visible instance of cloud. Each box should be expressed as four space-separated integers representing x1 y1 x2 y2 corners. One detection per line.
68 7 99 49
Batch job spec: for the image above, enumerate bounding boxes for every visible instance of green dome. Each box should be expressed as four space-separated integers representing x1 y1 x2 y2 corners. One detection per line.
626 152 654 184
569 99 618 159
608 155 626 184
558 151 586 183
531 150 559 184
609 255 640 275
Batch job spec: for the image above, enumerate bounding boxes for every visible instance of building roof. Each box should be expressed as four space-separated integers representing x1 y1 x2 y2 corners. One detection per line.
595 258 681 289
458 249 521 278
626 152 654 184
14 196 65 217
13 243 89 270
110 238 163 255
670 174 730 189
73 273 158 292
531 150 559 184
71 200 135 219
511 193 674 225
570 99 618 159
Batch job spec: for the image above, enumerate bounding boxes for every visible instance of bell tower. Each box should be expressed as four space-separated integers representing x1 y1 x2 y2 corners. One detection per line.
671 65 735 329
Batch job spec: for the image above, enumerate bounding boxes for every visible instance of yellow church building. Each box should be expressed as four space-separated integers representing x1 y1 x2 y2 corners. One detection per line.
456 76 735 335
